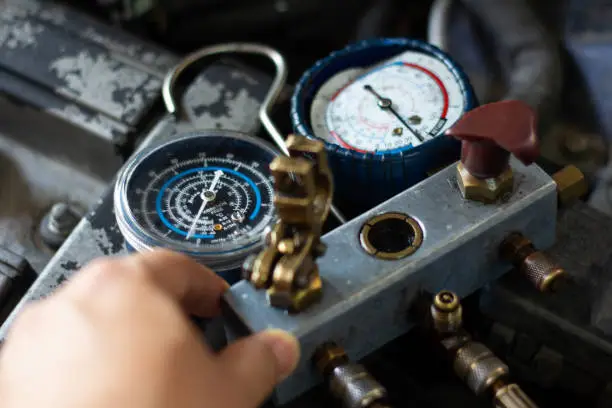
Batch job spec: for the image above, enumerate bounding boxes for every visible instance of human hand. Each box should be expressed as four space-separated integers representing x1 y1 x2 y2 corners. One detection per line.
0 250 300 408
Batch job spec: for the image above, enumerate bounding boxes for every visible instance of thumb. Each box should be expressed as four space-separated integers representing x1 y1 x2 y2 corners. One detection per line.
216 329 300 408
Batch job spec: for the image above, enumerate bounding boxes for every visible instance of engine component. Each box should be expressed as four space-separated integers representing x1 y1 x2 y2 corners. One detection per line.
0 246 36 324
243 135 332 312
223 99 558 404
39 203 82 250
314 342 391 408
446 100 540 203
430 291 539 408
291 38 476 213
0 0 175 176
500 232 566 293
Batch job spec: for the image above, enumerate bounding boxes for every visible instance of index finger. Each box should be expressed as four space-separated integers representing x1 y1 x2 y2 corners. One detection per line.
63 249 230 317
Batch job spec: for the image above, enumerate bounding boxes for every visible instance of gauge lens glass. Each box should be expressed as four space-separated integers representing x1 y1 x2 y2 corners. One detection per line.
123 134 277 254
310 51 468 154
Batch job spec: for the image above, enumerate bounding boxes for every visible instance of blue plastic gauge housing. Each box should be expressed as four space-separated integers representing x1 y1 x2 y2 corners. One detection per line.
291 38 476 214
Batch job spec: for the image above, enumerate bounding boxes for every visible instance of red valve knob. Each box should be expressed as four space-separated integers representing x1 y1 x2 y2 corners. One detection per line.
445 101 540 179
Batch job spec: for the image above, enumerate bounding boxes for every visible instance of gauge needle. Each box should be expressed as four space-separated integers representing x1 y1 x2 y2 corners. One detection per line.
363 84 425 143
186 170 224 240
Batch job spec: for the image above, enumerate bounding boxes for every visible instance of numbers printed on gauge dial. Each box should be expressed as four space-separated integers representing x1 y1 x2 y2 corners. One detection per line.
121 133 277 255
310 51 468 154
132 157 274 248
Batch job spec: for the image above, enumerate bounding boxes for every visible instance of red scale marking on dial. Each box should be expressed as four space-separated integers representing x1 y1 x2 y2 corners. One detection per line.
328 61 451 153
401 62 449 119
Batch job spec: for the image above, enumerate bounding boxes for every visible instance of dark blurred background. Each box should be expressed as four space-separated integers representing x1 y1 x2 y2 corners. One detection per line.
63 1 429 81
61 0 612 199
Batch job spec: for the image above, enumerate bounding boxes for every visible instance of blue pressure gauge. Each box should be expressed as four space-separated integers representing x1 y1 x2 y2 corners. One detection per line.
114 132 279 283
291 38 476 213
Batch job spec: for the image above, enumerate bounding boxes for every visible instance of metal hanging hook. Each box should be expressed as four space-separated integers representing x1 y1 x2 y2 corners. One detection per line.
161 43 347 224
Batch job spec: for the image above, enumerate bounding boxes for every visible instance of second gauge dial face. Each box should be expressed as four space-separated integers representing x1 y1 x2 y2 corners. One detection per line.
310 51 469 154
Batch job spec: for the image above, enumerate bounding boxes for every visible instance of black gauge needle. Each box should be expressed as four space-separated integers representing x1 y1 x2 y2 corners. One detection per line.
363 84 425 143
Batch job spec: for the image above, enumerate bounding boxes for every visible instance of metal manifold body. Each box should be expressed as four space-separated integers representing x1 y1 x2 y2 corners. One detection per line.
222 157 558 405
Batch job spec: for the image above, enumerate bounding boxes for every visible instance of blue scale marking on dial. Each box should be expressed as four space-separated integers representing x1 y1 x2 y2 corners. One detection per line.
155 167 262 239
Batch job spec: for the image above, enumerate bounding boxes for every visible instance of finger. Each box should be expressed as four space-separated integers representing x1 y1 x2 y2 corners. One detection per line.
128 250 230 316
63 250 229 317
215 330 300 408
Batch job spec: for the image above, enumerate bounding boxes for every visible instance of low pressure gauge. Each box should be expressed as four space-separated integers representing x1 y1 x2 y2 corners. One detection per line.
114 132 279 282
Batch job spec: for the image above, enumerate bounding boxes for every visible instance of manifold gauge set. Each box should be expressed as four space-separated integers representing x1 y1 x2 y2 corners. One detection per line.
112 39 576 408
114 39 476 282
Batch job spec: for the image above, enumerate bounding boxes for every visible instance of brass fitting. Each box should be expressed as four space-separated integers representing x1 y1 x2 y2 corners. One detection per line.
267 273 324 312
500 232 566 292
552 165 588 207
456 163 514 204
313 342 350 376
313 342 390 408
431 290 463 335
243 135 332 313
454 341 509 396
429 292 541 408
454 344 540 407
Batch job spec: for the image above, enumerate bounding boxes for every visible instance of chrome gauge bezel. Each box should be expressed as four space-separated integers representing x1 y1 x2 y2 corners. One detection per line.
113 130 280 272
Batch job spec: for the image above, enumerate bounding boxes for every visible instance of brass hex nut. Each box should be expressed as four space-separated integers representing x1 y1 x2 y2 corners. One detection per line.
552 165 588 207
313 342 349 375
456 163 514 204
499 232 534 264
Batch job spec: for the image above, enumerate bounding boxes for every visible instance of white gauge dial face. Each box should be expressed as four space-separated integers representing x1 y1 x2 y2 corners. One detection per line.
310 51 468 153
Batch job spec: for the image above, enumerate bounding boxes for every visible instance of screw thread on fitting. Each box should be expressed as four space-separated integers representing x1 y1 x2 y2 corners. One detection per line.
500 233 567 292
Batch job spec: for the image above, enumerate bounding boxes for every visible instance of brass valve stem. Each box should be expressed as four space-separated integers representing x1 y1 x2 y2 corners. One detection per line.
500 233 566 292
431 290 463 335
313 343 391 408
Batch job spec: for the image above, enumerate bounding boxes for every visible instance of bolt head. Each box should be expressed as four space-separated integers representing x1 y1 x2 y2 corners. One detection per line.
456 163 514 204
313 342 348 375
47 202 80 235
